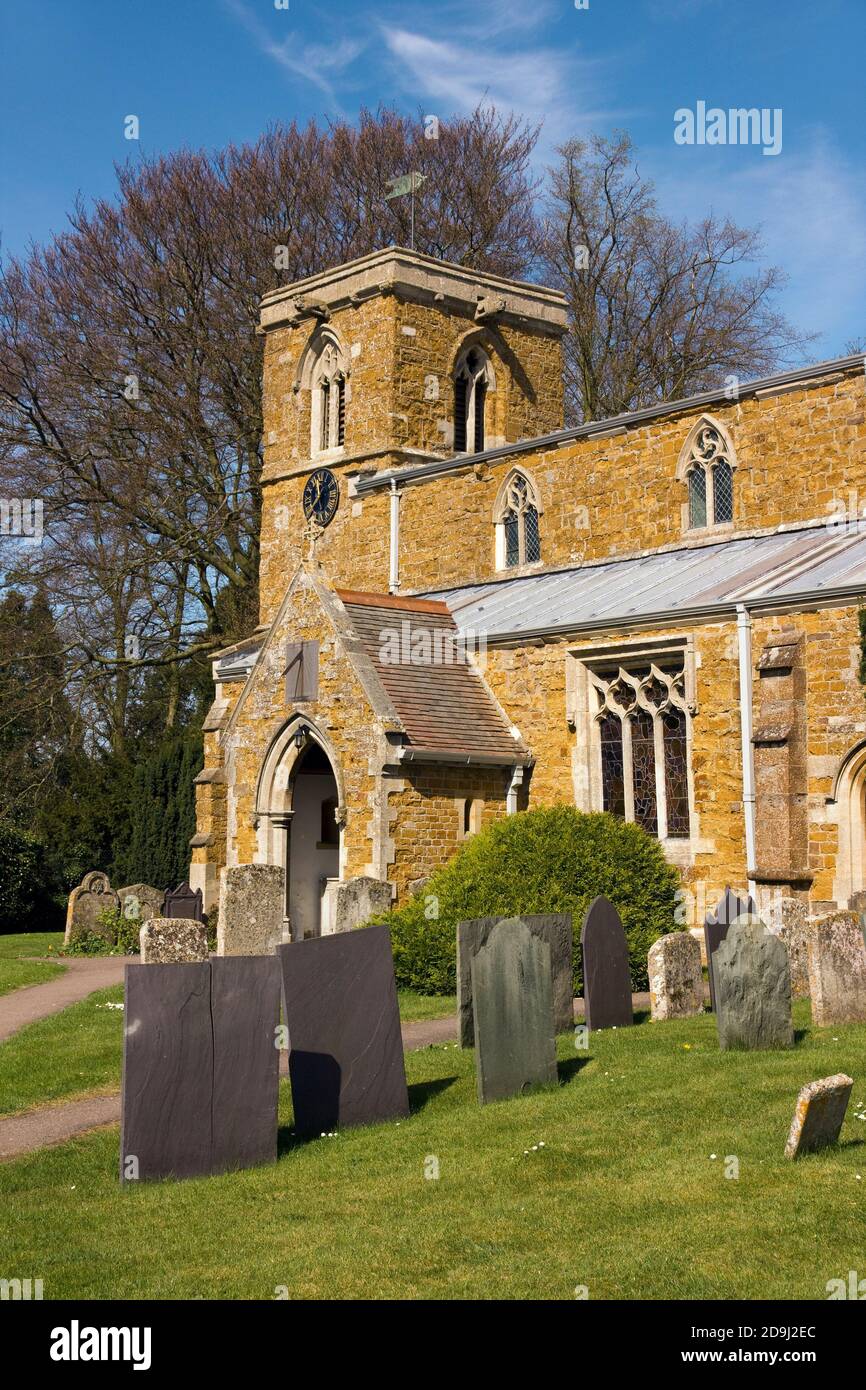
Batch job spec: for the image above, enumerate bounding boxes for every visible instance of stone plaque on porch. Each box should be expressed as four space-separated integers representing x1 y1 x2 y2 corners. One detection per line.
470 918 558 1105
217 864 285 956
276 923 409 1135
580 896 633 1031
704 887 756 1011
457 914 573 1046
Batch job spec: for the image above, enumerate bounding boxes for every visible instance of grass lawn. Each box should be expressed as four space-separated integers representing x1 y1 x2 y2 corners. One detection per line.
0 931 65 997
396 990 456 1023
1 1000 865 1299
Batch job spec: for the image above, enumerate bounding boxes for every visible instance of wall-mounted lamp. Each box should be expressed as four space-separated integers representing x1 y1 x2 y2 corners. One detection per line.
293 726 307 751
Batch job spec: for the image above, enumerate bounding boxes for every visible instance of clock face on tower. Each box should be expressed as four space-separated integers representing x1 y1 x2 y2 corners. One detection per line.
302 468 339 528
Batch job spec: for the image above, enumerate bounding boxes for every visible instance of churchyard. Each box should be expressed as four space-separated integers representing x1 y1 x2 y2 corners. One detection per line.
2 889 866 1300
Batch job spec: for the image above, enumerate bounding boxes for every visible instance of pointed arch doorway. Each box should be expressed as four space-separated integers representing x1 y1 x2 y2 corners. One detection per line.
255 721 343 941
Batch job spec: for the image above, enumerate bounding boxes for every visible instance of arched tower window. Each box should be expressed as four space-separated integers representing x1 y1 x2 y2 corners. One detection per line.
679 419 737 531
310 339 347 457
454 346 493 454
495 471 541 570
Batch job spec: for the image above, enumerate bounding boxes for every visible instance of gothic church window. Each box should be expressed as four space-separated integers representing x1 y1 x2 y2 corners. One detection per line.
311 340 347 457
590 662 691 839
682 420 736 530
495 471 541 570
453 346 492 453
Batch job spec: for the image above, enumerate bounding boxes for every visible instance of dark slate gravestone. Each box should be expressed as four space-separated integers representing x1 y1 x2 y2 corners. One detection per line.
163 881 204 922
120 962 213 1182
120 957 282 1183
277 923 409 1136
580 896 633 1031
211 956 282 1174
713 919 793 1051
704 887 756 1011
470 918 558 1105
457 914 573 1047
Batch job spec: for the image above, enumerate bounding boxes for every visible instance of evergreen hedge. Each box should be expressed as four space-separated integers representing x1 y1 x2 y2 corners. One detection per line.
370 805 682 995
0 821 46 933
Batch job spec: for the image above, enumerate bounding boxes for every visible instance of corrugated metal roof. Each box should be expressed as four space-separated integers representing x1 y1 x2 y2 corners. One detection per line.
428 525 866 640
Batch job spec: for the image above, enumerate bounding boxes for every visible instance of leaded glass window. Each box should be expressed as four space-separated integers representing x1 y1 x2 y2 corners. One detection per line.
683 421 735 530
497 472 541 569
591 660 691 840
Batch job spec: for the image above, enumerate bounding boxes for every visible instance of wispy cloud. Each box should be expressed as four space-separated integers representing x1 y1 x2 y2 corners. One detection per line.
222 0 366 105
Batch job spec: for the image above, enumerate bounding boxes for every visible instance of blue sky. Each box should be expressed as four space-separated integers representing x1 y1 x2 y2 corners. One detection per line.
1 0 864 357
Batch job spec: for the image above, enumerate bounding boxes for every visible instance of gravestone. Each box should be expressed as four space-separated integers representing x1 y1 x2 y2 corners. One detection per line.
704 887 756 1011
140 917 209 964
470 918 558 1104
784 1073 854 1159
580 896 633 1030
648 932 704 1021
763 895 811 998
457 914 573 1046
217 864 284 956
713 917 793 1050
276 923 409 1135
120 956 281 1183
324 876 392 935
64 871 120 946
847 889 866 925
162 881 204 922
117 884 164 924
808 911 866 1026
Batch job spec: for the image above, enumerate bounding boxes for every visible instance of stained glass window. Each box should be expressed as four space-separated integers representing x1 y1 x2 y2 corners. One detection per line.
599 714 625 819
662 708 690 836
688 466 707 528
631 708 658 835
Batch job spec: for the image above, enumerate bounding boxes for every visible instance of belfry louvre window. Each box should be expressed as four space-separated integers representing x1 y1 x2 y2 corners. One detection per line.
684 422 735 529
453 346 491 453
311 340 347 456
590 662 691 839
497 472 541 569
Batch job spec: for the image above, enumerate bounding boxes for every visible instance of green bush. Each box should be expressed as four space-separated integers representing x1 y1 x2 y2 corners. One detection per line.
0 822 46 933
370 806 682 995
62 908 141 956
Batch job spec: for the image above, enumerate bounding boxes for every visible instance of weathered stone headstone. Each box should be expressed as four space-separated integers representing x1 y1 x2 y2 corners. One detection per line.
763 895 811 998
784 1073 854 1159
324 876 392 935
457 914 573 1046
713 917 793 1050
162 881 204 922
117 884 164 924
470 918 558 1104
140 917 209 964
847 889 866 924
276 923 409 1135
64 871 120 946
580 896 633 1030
704 887 756 1011
120 956 281 1183
808 911 866 1026
217 864 284 956
648 932 704 1021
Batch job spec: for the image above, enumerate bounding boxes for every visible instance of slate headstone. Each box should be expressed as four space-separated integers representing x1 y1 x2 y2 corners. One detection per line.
457 914 573 1046
218 864 284 956
580 896 633 1031
704 887 756 1011
713 917 793 1051
648 932 704 1021
470 917 558 1105
163 881 204 922
277 923 409 1135
784 1073 854 1159
64 871 120 946
211 956 282 1173
140 917 209 964
808 911 866 1026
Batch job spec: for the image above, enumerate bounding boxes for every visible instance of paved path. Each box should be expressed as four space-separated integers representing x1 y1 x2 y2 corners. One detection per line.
0 956 130 1044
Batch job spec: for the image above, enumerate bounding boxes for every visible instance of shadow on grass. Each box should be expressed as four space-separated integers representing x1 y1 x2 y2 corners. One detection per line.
557 1056 593 1086
409 1075 459 1113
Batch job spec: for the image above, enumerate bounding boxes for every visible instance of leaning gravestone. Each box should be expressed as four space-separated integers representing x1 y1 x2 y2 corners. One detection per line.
580 896 633 1030
457 914 573 1046
217 864 284 956
713 916 793 1050
140 917 209 965
162 881 204 922
763 895 811 998
120 956 281 1183
326 876 392 935
470 918 558 1105
117 884 164 924
648 932 704 1021
64 871 120 946
276 923 409 1135
784 1073 854 1159
704 887 756 1011
808 911 866 1026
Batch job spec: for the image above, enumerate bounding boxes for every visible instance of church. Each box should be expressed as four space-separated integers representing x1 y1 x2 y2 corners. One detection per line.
189 246 866 938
